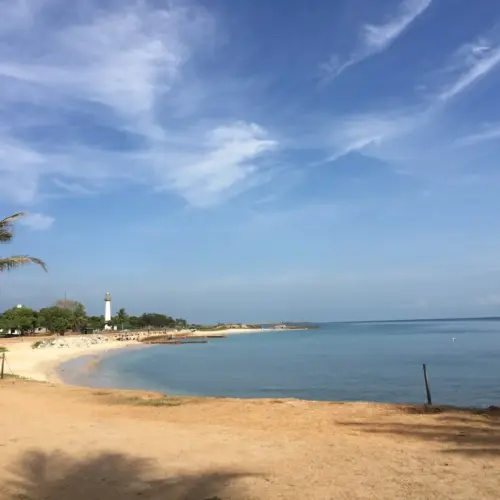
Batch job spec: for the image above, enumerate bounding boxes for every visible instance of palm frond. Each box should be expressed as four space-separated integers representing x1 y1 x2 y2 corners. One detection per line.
0 213 26 243
0 256 48 272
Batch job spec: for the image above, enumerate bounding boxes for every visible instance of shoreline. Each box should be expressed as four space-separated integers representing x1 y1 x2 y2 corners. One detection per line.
2 327 302 385
4 337 139 384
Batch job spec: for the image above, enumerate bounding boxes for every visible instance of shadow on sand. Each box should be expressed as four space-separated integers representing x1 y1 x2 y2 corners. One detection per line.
337 405 500 457
5 450 256 500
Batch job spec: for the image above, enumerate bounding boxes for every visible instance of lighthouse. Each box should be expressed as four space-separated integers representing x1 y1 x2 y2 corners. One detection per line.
104 292 112 330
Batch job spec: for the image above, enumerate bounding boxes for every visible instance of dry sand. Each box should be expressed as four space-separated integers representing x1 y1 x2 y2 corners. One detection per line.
1 337 499 499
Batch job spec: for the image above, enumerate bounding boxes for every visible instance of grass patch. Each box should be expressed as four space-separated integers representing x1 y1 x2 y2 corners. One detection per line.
111 394 184 408
31 341 43 349
135 398 183 407
195 325 228 332
1 373 27 380
92 390 112 397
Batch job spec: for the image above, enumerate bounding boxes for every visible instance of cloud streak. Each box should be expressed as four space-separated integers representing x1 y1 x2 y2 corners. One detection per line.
439 28 500 101
321 23 500 168
0 0 278 206
456 125 500 146
321 0 432 82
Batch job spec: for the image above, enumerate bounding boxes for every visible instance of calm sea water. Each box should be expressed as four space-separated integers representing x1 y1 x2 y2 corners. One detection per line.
60 320 500 407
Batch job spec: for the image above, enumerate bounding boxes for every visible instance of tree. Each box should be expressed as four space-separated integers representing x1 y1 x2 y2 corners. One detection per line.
0 306 38 335
114 308 128 329
138 313 175 329
38 307 74 335
86 315 105 331
0 213 47 272
175 318 188 329
54 300 87 332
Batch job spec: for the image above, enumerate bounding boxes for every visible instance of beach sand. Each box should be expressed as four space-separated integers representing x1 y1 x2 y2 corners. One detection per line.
2 328 283 384
3 336 137 383
1 338 499 499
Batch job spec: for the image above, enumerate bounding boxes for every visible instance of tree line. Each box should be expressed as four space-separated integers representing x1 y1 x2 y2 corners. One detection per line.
0 299 189 335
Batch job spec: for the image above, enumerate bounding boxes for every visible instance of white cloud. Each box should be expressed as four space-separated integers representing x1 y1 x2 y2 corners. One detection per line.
320 26 500 170
18 212 55 230
439 28 500 101
51 179 96 196
320 0 432 82
456 125 500 146
321 110 424 163
0 0 277 206
162 122 277 206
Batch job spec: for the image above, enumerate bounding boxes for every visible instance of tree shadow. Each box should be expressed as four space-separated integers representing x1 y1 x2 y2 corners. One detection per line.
336 406 500 458
5 450 256 500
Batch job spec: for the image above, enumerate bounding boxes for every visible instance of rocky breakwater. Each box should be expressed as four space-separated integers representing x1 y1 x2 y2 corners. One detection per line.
31 331 185 350
33 335 116 349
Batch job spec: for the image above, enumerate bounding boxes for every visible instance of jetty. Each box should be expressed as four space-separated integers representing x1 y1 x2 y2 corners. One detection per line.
140 335 210 345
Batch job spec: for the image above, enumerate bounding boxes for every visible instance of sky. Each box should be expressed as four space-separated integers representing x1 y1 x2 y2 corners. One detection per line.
1 0 500 323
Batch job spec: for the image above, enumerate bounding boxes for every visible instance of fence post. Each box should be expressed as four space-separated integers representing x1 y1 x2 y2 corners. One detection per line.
1 352 5 380
422 363 432 405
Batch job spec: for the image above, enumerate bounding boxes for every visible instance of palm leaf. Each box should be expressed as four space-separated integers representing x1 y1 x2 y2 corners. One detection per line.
0 256 48 272
0 213 26 243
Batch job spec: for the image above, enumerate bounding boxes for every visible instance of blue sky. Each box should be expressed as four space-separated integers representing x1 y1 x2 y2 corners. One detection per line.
2 0 500 322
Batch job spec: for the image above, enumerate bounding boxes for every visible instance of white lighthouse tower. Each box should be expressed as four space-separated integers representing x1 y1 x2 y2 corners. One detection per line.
104 292 112 330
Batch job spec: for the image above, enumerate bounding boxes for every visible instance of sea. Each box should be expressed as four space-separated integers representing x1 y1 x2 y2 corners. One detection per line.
59 319 500 407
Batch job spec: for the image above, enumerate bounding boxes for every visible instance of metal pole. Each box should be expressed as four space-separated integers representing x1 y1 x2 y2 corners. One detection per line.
1 352 5 380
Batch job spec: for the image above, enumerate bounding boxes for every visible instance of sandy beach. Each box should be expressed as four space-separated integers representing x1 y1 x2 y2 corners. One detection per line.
3 336 138 383
1 335 500 499
2 328 282 384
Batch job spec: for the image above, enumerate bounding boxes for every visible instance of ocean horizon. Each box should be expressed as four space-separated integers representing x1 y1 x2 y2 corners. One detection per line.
60 319 500 407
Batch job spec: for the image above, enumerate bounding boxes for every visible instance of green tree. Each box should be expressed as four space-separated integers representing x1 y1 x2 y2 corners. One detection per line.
0 306 38 335
0 213 47 272
127 315 141 329
86 315 105 331
138 313 175 328
38 307 74 335
114 308 128 330
175 318 188 329
54 300 87 332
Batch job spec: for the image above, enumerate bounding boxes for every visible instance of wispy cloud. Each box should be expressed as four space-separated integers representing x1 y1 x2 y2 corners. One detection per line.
51 179 96 196
438 27 500 101
321 23 500 170
157 122 277 206
320 109 426 164
456 125 500 146
0 0 278 206
320 0 432 82
18 212 55 230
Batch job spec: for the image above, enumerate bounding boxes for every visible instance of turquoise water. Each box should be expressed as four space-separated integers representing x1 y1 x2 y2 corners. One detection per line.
60 320 500 407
